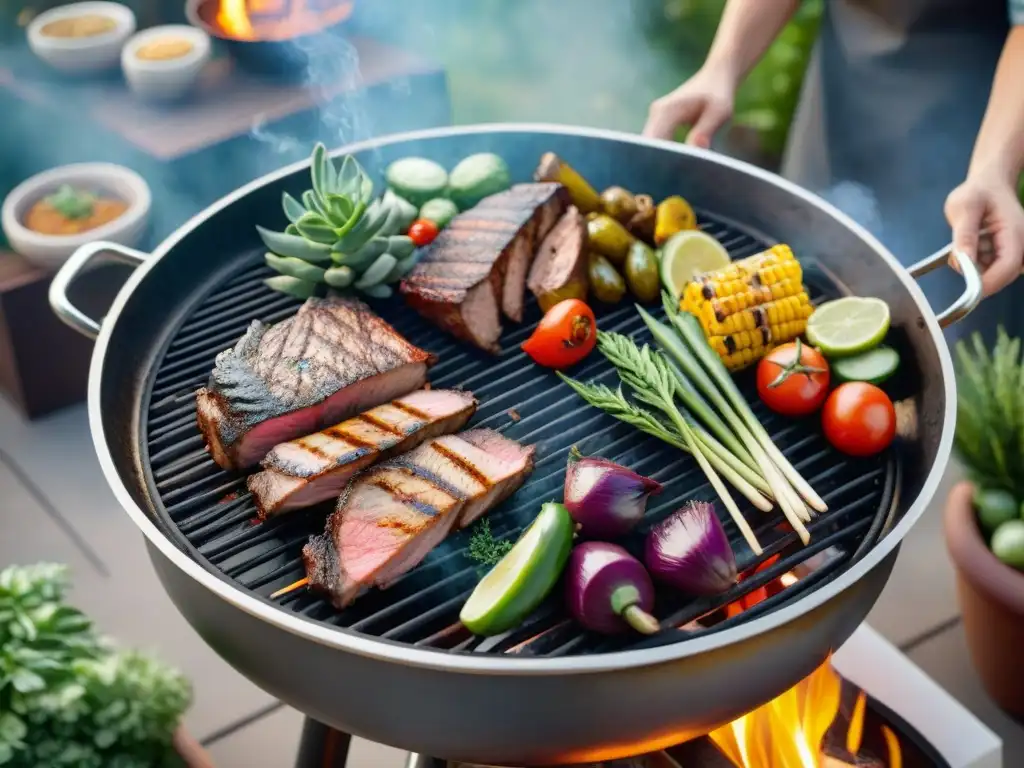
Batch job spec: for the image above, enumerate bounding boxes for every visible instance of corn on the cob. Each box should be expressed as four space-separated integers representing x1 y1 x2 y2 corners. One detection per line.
681 244 812 371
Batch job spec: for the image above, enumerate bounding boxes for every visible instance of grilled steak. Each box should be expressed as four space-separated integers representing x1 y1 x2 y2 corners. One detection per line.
303 429 535 609
526 206 588 312
196 297 435 471
248 389 477 518
400 183 570 352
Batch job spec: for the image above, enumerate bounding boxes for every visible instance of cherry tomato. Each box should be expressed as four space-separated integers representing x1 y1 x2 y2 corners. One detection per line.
407 218 439 246
821 382 896 457
521 299 597 369
756 339 830 417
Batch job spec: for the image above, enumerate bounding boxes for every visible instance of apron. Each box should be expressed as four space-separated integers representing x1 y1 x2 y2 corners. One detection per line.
782 0 1016 345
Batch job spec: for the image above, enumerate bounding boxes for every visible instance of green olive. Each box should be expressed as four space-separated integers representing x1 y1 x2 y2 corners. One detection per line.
587 214 636 267
625 242 660 303
600 186 639 224
588 252 627 304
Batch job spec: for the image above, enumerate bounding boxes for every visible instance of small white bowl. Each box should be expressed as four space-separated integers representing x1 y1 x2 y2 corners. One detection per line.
27 2 137 74
122 25 212 103
2 164 151 271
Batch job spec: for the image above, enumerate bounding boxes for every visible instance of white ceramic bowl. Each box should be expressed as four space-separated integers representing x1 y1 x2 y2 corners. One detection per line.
121 25 212 103
2 164 151 271
27 2 137 74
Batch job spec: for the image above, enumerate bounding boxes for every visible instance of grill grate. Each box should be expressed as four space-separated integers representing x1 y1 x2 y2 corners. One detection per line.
142 214 899 657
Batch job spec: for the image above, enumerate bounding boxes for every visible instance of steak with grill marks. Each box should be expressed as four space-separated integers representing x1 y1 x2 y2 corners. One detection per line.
195 296 436 471
302 429 535 609
399 183 569 352
247 389 477 519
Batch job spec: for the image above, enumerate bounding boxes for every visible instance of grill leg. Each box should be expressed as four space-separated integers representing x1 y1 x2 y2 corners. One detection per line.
294 718 352 768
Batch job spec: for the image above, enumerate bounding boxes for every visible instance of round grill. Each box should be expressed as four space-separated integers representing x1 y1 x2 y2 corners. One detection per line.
142 212 900 658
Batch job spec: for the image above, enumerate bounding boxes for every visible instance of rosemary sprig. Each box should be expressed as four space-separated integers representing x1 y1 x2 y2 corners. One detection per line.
592 332 767 554
557 376 771 498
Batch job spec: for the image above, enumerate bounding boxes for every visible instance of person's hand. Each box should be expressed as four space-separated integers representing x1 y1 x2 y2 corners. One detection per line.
643 66 738 148
944 170 1024 296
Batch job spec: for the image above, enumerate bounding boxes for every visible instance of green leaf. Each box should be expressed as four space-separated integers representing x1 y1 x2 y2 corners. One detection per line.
325 193 355 222
0 713 26 743
323 265 355 289
265 275 321 300
360 283 393 299
11 668 45 693
322 150 339 195
332 238 388 270
294 213 339 245
355 253 398 289
281 193 306 224
265 253 327 284
310 143 328 199
302 190 330 221
256 226 333 263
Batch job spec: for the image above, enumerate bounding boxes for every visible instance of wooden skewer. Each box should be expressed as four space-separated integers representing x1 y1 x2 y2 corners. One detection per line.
270 577 309 599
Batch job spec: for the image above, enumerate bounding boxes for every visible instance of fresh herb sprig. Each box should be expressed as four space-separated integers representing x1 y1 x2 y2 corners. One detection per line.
44 185 95 220
557 374 769 498
467 519 513 567
591 331 765 553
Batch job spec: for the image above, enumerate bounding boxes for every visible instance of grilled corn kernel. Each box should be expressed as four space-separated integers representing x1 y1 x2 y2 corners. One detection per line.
680 244 812 370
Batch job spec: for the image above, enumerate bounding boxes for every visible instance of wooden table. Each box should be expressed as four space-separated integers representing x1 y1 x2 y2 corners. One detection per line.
0 252 125 419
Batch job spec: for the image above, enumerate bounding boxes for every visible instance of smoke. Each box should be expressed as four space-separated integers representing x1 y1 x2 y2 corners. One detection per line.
818 180 884 239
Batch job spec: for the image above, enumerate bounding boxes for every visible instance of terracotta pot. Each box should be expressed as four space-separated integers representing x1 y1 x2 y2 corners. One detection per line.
174 726 216 768
944 481 1024 721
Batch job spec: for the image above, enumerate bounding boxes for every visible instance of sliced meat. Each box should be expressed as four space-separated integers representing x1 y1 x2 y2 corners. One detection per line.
303 429 535 609
248 389 477 519
196 296 435 471
400 183 570 351
526 206 588 313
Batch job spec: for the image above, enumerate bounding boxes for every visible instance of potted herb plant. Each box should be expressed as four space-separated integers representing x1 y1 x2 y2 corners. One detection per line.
0 563 213 767
945 329 1024 721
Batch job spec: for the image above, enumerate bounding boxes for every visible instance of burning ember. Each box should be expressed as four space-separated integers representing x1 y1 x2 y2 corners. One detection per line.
214 0 354 41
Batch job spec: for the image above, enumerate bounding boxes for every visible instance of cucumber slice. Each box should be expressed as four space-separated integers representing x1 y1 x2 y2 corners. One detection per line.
265 253 327 283
830 345 900 384
459 502 574 637
385 158 449 207
448 153 511 210
419 197 460 228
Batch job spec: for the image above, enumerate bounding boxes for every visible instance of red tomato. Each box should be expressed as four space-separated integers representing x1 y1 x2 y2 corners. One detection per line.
407 219 439 246
821 382 896 457
521 299 597 369
756 340 830 417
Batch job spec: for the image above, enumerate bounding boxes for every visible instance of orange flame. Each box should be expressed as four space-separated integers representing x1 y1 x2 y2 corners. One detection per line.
708 660 904 767
712 568 903 768
214 0 355 42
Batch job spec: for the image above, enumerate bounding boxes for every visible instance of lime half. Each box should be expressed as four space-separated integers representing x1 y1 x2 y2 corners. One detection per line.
460 502 573 637
806 297 891 358
659 230 731 301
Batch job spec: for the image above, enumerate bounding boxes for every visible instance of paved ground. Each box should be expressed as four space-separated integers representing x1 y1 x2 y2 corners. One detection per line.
1 395 1022 767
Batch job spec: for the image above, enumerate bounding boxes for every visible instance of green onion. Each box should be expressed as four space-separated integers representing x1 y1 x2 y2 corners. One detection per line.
557 377 771 511
662 297 827 514
592 333 764 553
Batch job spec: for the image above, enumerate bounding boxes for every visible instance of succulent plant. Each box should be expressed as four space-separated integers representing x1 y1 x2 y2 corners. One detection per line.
258 143 418 300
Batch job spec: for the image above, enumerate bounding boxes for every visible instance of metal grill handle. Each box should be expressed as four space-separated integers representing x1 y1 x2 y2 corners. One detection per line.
906 240 984 328
49 241 149 340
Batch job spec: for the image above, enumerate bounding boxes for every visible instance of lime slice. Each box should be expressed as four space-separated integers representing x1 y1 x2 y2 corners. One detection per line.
659 230 731 301
460 502 573 637
806 297 891 358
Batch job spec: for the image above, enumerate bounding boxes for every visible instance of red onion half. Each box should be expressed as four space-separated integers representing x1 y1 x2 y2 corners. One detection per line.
565 541 659 635
564 448 663 538
644 501 737 595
